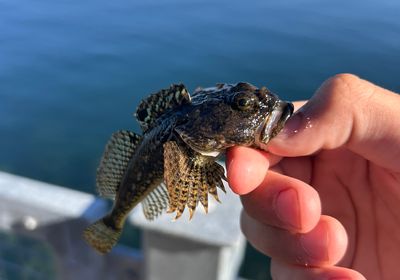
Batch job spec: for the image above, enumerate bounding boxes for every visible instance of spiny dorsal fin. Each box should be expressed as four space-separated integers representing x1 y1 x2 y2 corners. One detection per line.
96 130 142 199
141 182 169 220
135 84 191 133
163 141 226 220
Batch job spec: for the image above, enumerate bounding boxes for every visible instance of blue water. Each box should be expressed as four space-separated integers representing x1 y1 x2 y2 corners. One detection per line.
1 0 400 191
1 1 399 278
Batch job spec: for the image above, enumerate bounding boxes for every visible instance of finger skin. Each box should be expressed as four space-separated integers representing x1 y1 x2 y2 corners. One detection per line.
269 73 400 171
271 260 367 280
226 146 270 195
240 170 321 233
241 213 348 267
226 146 285 194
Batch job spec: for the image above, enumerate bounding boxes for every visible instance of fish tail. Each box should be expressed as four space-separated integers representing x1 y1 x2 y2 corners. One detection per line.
83 217 122 254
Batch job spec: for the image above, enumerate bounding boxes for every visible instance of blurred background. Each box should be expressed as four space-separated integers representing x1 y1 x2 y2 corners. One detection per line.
0 0 399 279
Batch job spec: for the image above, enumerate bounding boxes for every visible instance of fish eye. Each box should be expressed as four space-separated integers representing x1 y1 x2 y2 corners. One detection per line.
232 92 257 111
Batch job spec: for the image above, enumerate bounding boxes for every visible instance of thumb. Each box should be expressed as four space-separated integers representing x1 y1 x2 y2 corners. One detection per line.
268 74 400 171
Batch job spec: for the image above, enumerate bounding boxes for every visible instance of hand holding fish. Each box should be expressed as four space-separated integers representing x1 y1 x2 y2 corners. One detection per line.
227 74 400 280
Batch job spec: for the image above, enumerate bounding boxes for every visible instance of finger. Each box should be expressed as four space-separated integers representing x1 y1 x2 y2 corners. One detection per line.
269 74 400 171
241 171 320 232
226 146 281 194
271 260 367 280
241 213 348 267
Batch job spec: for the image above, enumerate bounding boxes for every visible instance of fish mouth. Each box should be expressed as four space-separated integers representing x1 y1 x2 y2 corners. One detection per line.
255 101 294 149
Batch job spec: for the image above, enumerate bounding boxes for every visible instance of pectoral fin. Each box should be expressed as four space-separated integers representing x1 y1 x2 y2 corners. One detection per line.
96 130 142 199
163 141 226 220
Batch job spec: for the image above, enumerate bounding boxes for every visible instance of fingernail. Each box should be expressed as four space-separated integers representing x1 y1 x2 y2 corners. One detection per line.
273 110 304 141
274 188 301 230
300 220 329 262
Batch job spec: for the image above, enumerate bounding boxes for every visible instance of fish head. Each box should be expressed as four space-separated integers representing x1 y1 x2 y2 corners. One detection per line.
174 82 294 155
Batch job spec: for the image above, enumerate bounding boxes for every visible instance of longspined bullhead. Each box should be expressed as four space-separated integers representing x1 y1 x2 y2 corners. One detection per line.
83 82 294 254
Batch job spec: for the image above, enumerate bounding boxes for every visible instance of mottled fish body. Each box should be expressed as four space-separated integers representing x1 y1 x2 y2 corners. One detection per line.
84 82 293 254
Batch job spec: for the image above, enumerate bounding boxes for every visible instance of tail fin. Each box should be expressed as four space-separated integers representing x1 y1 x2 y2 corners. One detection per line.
83 219 122 254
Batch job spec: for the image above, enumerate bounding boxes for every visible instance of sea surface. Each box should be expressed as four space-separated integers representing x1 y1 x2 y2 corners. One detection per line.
1 0 400 279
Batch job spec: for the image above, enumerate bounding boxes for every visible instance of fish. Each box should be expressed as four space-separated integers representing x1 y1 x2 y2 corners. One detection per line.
83 82 293 254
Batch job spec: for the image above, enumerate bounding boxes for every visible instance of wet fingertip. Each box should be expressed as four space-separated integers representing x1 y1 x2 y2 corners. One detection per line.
226 146 269 195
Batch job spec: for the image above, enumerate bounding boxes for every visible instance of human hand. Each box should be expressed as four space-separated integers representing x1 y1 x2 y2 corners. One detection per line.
226 74 400 280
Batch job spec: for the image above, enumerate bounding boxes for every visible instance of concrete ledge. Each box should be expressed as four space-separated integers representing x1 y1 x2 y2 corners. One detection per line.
0 172 96 215
0 171 142 280
0 170 246 280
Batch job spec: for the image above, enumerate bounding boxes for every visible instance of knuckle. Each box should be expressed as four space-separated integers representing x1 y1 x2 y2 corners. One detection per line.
323 73 361 101
315 74 374 115
331 73 360 85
